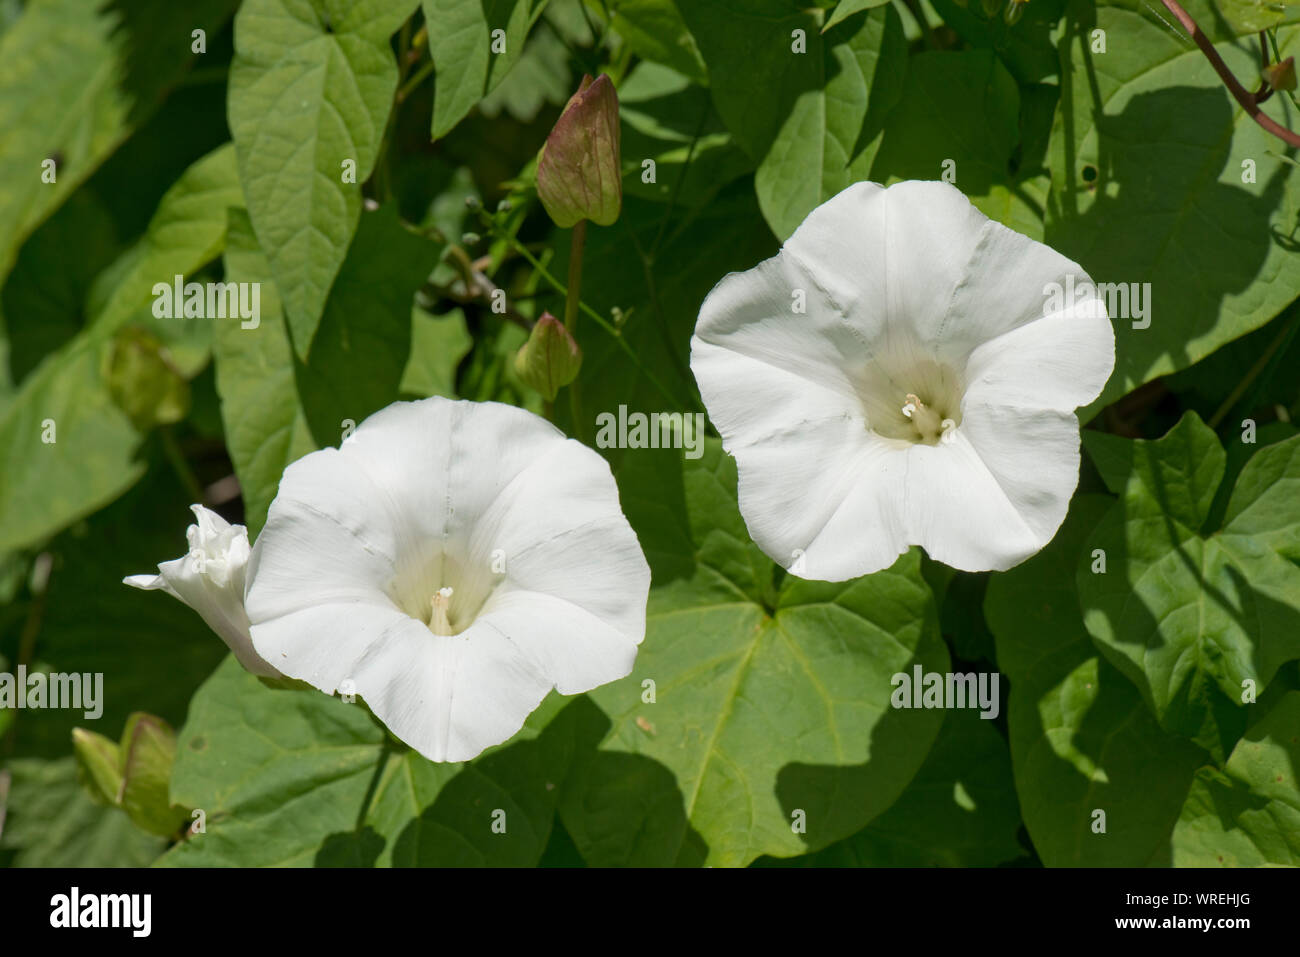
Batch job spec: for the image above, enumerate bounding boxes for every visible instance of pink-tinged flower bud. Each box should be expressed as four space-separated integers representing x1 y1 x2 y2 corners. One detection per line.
514 312 583 401
1264 57 1297 93
537 74 622 228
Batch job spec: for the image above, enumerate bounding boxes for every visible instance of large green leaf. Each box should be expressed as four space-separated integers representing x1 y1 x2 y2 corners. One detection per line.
228 0 411 357
2 191 121 382
760 708 1024 867
1079 414 1300 759
1048 5 1300 414
424 0 549 140
678 0 906 240
293 204 444 446
606 0 707 83
88 144 243 331
988 494 1207 866
1170 691 1300 865
871 49 1040 236
618 62 753 209
159 657 590 866
0 146 244 553
0 0 237 290
215 209 317 537
0 758 165 867
559 442 948 867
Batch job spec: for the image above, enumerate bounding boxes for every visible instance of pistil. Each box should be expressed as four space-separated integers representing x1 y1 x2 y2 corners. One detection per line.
901 393 947 443
429 586 456 636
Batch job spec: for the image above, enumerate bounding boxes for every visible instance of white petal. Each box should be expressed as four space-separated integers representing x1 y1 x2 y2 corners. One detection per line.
336 398 571 550
466 436 650 653
244 449 404 623
954 402 1084 549
963 303 1115 412
249 603 551 763
692 249 875 408
781 180 1107 364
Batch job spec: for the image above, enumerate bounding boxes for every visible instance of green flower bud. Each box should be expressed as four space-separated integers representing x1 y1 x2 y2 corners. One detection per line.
106 326 189 432
72 728 123 807
118 713 189 838
537 74 622 228
1004 0 1025 24
514 313 583 401
1264 57 1297 93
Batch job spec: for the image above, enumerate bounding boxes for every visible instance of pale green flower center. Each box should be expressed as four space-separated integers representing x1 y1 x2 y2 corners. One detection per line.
857 356 964 446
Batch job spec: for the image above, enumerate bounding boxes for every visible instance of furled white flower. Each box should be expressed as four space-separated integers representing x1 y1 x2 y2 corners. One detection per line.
244 397 651 763
691 180 1115 580
124 505 281 678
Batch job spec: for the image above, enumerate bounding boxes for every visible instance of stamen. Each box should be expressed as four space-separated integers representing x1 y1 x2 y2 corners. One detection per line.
901 394 919 418
940 419 957 444
429 586 456 636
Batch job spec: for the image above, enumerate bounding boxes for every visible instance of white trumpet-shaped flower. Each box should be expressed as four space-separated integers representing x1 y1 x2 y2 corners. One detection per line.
124 505 282 678
691 180 1115 580
243 397 650 763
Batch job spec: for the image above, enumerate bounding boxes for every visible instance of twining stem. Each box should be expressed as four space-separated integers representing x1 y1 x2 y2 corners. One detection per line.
564 221 588 439
564 220 587 334
1159 0 1300 147
161 427 206 505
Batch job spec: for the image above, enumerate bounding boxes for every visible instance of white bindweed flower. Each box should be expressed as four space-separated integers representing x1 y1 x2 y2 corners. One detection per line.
690 180 1115 580
124 505 281 678
244 397 651 763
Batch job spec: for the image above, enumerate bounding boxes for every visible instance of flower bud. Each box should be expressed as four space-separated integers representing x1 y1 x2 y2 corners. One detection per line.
106 326 189 432
1004 0 1025 24
117 713 189 837
124 505 283 679
514 312 583 401
1264 57 1297 92
72 728 123 807
537 74 621 228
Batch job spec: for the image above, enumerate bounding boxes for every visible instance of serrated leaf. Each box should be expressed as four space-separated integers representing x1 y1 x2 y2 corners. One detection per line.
424 0 549 140
987 494 1207 866
229 0 411 357
559 442 948 867
1078 414 1300 760
1048 7 1300 414
1171 691 1300 865
160 657 588 866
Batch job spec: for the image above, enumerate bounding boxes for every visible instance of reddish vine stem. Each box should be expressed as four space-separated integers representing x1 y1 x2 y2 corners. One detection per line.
1159 0 1300 147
